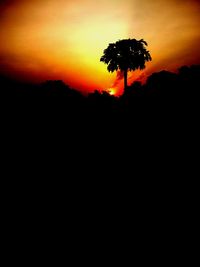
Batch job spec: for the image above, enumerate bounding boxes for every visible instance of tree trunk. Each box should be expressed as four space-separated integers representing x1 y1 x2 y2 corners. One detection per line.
124 69 128 92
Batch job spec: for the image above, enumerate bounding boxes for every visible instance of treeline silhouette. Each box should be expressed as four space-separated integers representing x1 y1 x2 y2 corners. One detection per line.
1 65 199 120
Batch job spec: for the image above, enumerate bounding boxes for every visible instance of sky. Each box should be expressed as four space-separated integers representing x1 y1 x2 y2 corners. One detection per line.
0 0 200 95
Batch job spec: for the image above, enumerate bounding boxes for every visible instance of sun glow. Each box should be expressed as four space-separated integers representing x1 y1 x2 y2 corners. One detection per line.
107 88 116 95
0 0 128 94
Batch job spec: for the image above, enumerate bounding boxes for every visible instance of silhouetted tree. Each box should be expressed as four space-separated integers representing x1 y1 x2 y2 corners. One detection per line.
100 38 152 91
145 70 178 97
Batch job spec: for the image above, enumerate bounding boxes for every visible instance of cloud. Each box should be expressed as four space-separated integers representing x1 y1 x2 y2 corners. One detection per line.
112 71 124 87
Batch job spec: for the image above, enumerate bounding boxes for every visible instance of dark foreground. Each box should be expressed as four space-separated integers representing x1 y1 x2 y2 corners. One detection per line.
1 65 199 170
1 66 199 258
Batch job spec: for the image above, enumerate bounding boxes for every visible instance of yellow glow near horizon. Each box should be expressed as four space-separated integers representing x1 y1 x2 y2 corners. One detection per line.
0 0 200 95
107 88 116 96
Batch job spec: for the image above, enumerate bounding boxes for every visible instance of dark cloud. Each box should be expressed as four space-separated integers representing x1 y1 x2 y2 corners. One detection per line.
0 0 21 10
0 0 48 12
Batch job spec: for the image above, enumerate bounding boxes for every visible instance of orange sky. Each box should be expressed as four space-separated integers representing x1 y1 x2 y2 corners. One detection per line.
0 0 200 95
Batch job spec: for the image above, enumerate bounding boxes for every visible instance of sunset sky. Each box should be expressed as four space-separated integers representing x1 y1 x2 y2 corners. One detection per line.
0 0 200 95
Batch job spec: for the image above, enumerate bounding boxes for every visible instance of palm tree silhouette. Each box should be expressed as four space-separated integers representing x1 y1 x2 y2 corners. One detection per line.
100 39 152 91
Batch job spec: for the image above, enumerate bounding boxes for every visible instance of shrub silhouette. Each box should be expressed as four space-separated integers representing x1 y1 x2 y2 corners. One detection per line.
100 38 152 92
